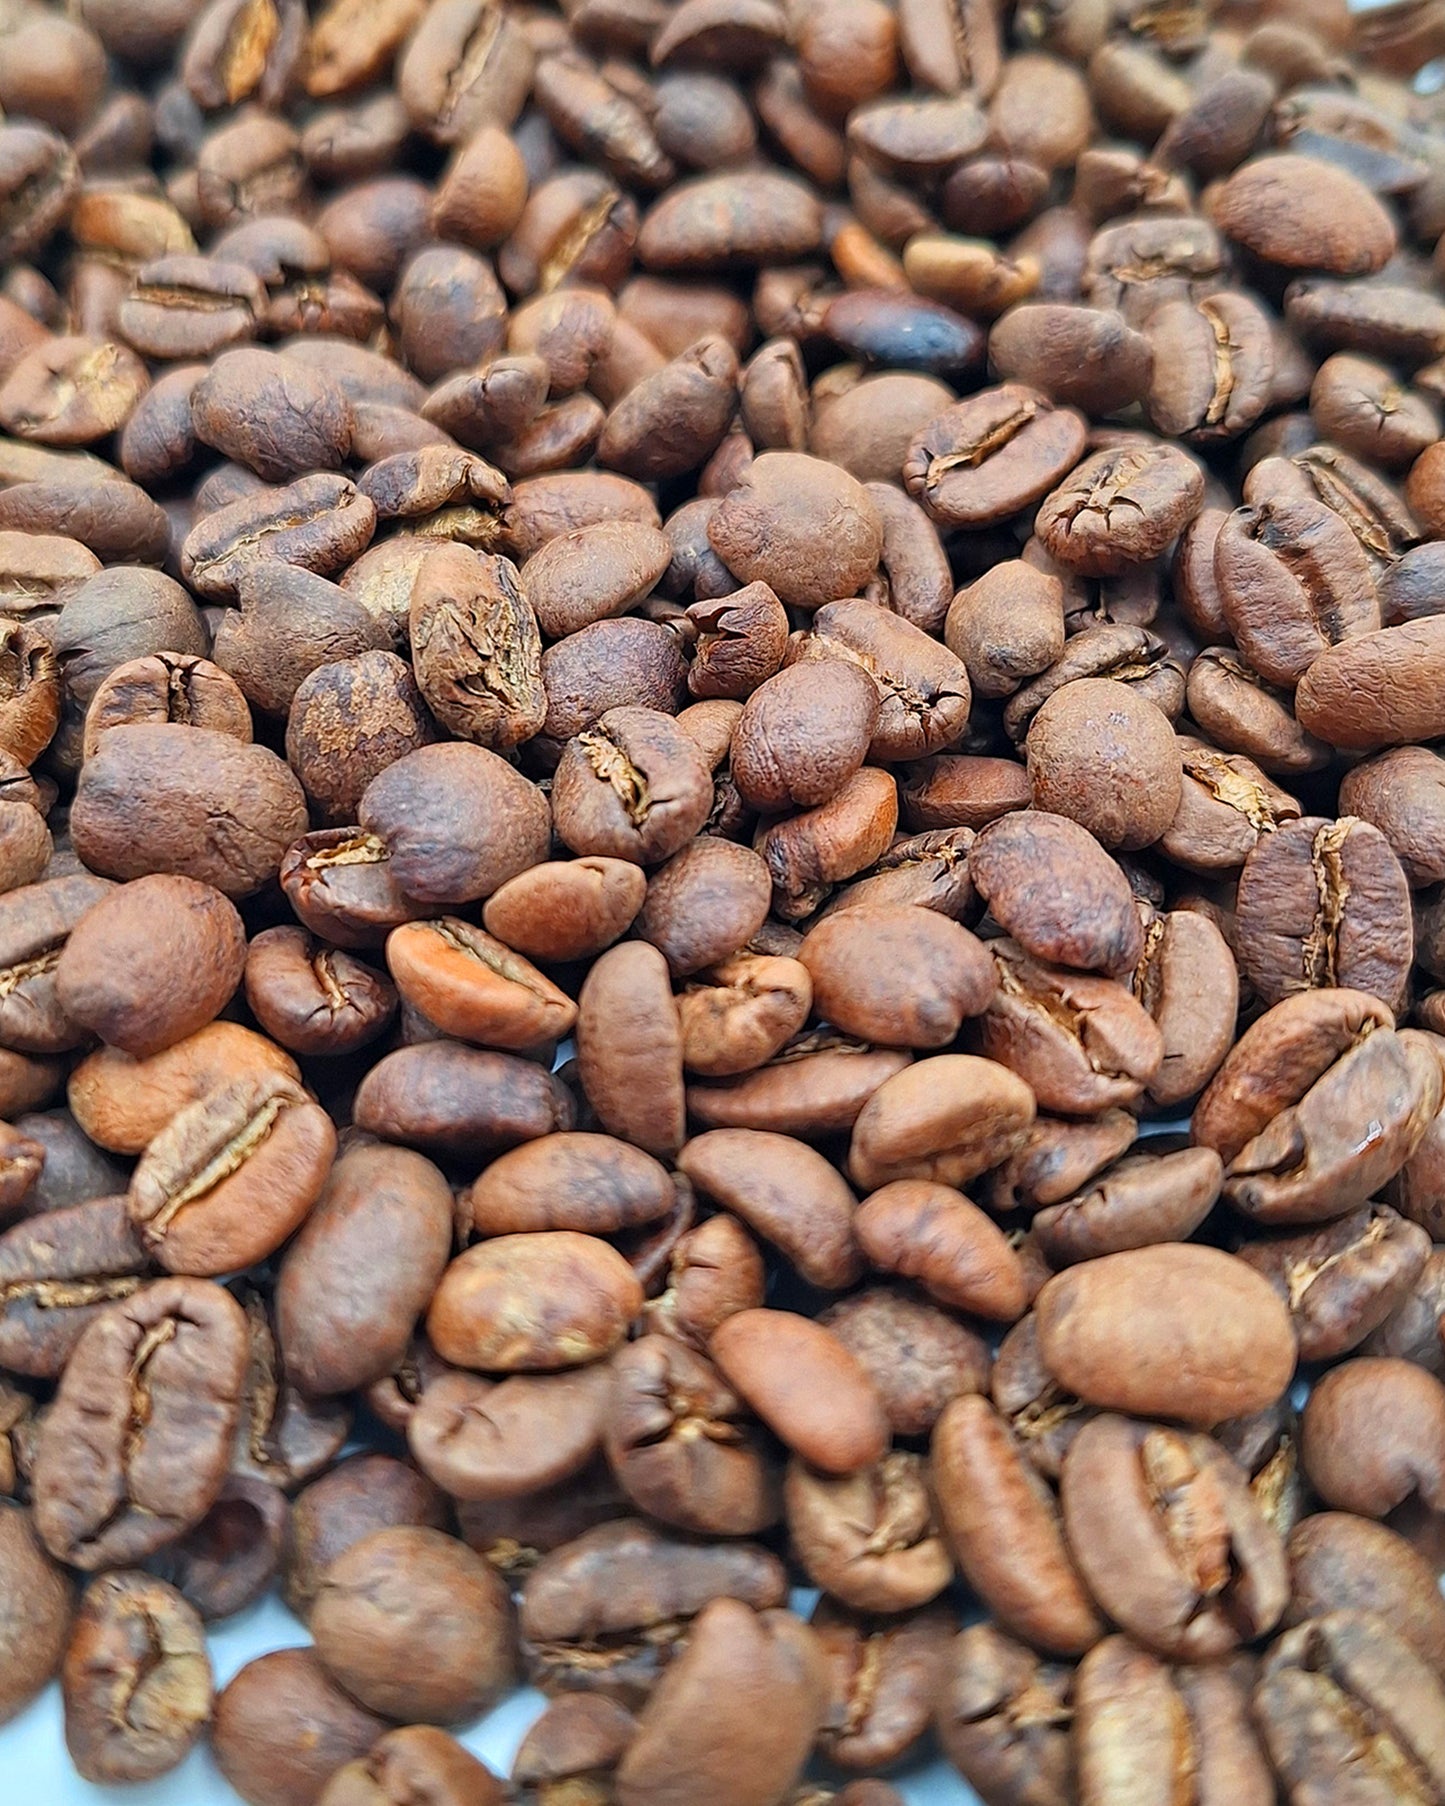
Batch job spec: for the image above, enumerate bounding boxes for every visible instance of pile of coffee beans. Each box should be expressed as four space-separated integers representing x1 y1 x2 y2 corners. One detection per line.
7 0 1445 1800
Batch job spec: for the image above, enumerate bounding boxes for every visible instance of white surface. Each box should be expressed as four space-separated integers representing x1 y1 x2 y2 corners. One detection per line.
0 1584 979 1802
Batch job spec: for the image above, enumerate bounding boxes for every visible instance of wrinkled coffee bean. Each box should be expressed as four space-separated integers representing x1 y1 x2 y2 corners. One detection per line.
61 1570 211 1784
32 1278 248 1570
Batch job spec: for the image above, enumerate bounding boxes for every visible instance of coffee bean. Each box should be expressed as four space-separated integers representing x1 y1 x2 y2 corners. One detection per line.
0 1502 72 1726
212 1647 393 1806
1060 1413 1288 1659
1034 1245 1297 1426
61 1571 211 1784
353 1042 573 1160
145 1473 289 1623
282 1452 448 1622
0 1196 151 1379
708 451 882 610
936 1624 1073 1806
518 1515 786 1701
1254 1610 1445 1801
1239 1204 1432 1362
32 1277 248 1569
1284 1512 1445 1675
1214 153 1397 275
932 1393 1103 1656
358 740 551 904
311 1525 516 1725
180 473 377 601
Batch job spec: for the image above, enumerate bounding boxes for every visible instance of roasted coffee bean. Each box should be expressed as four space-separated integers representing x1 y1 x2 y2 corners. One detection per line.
1238 1206 1431 1362
1034 443 1204 576
212 1647 393 1806
311 1525 516 1725
407 543 545 744
576 940 685 1156
232 1279 353 1495
1254 1610 1445 1804
1032 1147 1224 1266
1026 679 1183 850
523 522 671 640
989 301 1152 416
1215 495 1382 689
1301 1356 1445 1518
710 1309 889 1475
707 451 881 610
321 1727 504 1806
989 1314 1092 1482
144 1473 289 1623
812 1599 952 1773
83 653 251 761
181 473 377 602
677 1128 863 1289
970 810 1141 975
855 1180 1026 1319
1060 1413 1288 1659
1034 1245 1297 1426
0 872 115 1056
553 707 714 866
1160 737 1302 873
243 926 396 1057
633 838 771 977
1073 1638 1274 1806
935 1622 1073 1806
902 386 1087 529
0 1502 73 1727
0 1196 151 1379
482 857 646 963
72 725 307 899
798 905 994 1048
819 1287 987 1440
54 875 244 1059
428 1231 643 1373
796 597 972 760
127 1071 335 1276
359 740 551 905
214 563 391 720
686 583 790 701
1144 293 1276 445
32 1277 248 1569
1133 909 1240 1107
944 560 1065 701
1234 815 1413 1015
1297 615 1445 752
386 918 576 1049
68 1020 301 1157
1285 1512 1445 1676
847 1050 1034 1190
61 1571 210 1784
276 1140 452 1397
1221 1018 1445 1228
410 1364 605 1505
731 659 879 813
606 1335 779 1537
282 1453 448 1622
641 1212 766 1351
1215 154 1397 275
519 1516 788 1701
932 1393 1103 1656
976 940 1164 1115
